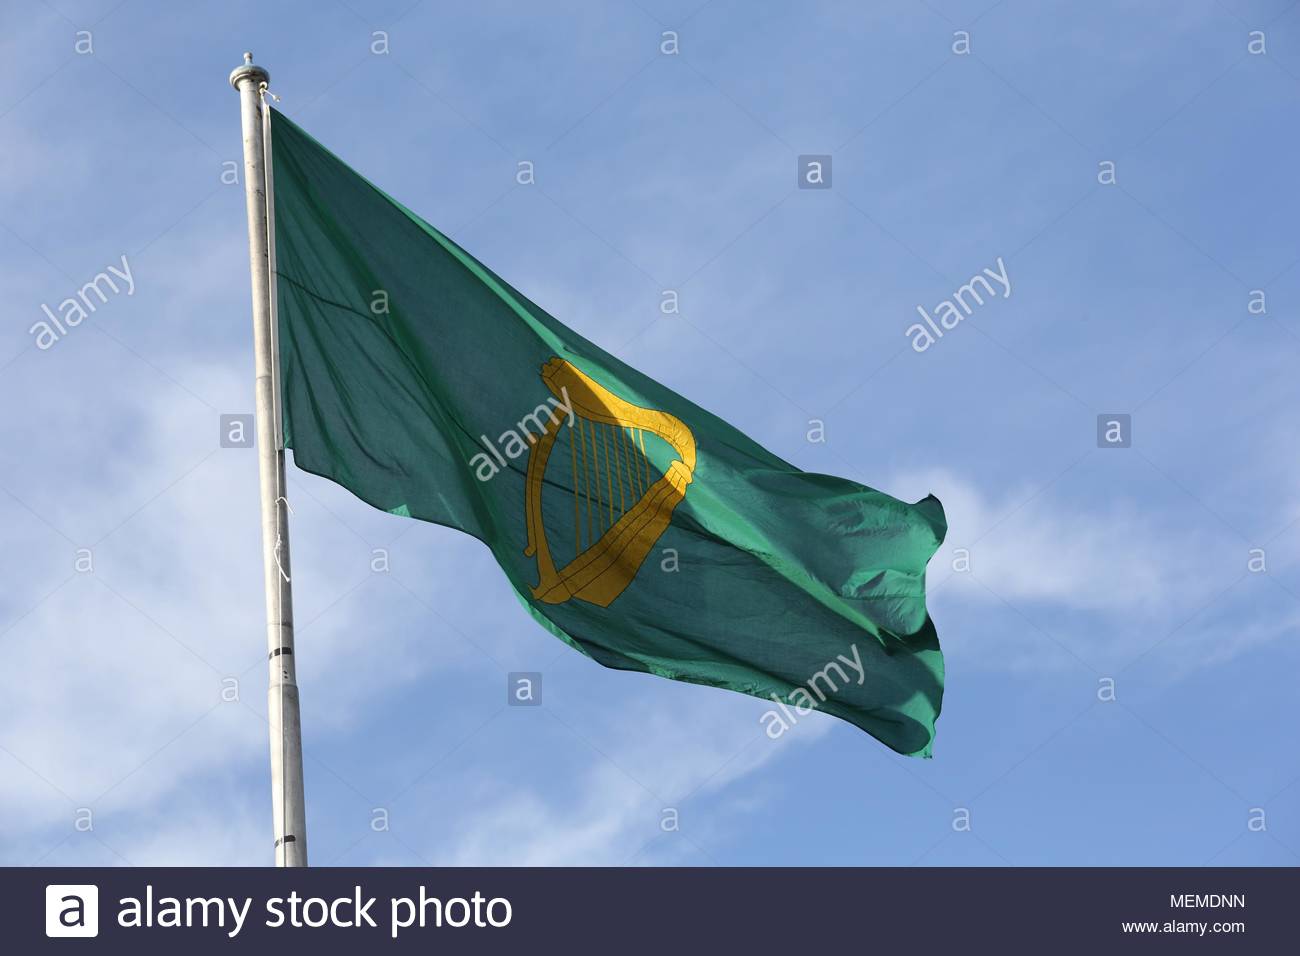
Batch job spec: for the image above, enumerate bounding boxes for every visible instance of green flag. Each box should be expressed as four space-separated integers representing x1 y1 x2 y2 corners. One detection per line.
269 109 948 756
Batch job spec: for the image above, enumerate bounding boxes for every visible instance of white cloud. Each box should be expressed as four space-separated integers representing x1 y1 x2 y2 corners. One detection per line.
914 467 1181 612
0 342 503 862
435 697 827 866
897 468 1285 672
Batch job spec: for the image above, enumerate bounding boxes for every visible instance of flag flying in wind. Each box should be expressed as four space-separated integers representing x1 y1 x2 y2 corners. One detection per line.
268 109 948 756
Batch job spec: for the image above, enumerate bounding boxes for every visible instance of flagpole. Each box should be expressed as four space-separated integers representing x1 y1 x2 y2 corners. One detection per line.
230 52 308 867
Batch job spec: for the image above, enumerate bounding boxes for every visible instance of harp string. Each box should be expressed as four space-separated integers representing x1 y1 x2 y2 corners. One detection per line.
601 423 615 529
574 418 585 554
637 429 646 494
639 429 647 494
579 417 593 549
621 426 635 505
634 430 641 500
615 425 626 518
639 428 650 492
626 427 638 501
590 418 603 535
614 423 624 520
606 422 617 519
551 418 668 563
624 426 632 514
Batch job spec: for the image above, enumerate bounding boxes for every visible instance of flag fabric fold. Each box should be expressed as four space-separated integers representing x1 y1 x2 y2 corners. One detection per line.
268 108 947 756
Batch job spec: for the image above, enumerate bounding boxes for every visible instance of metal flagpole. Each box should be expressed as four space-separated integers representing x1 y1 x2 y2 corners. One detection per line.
229 52 308 867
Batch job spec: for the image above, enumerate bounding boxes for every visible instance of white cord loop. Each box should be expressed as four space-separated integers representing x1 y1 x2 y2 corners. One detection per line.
273 534 291 583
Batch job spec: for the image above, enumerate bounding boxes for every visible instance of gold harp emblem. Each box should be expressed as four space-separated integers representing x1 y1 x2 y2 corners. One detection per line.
524 358 696 607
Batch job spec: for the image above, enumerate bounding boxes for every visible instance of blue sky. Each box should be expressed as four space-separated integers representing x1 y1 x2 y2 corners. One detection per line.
2 0 1299 866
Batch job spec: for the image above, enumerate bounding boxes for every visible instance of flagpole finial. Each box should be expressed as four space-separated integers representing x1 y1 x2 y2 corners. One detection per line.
229 52 269 91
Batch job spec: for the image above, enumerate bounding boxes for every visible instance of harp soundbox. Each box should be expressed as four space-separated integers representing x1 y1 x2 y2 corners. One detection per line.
524 357 696 607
